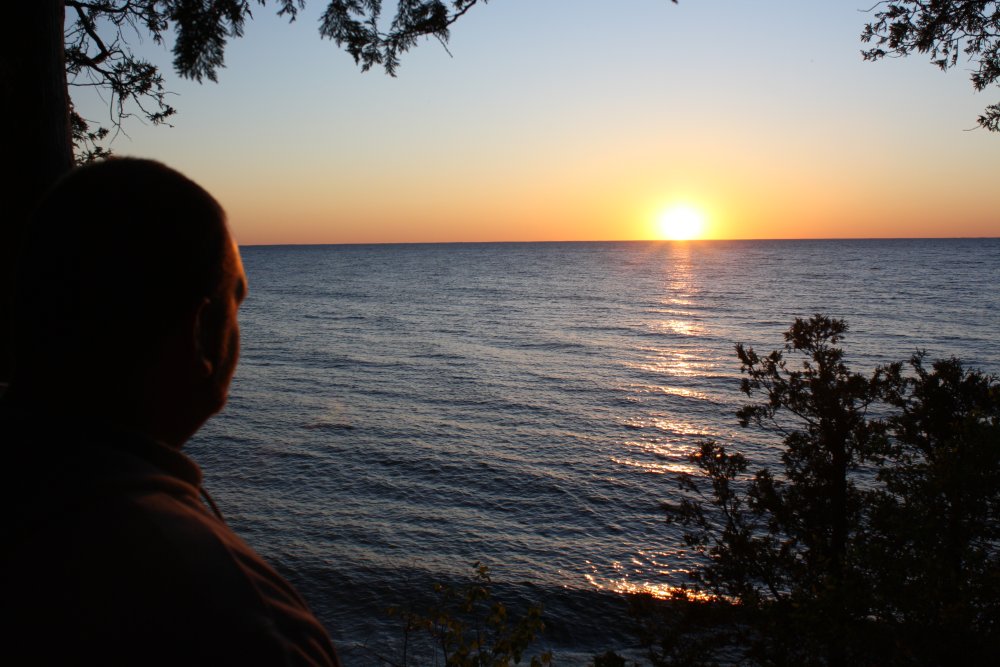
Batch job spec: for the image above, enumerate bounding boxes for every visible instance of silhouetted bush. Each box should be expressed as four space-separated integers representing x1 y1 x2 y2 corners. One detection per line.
383 562 552 667
660 316 1000 666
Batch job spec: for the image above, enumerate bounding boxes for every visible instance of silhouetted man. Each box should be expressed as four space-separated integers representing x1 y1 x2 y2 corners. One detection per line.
0 158 340 665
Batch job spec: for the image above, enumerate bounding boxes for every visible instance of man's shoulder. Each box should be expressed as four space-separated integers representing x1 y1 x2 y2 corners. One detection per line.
75 488 339 665
0 405 340 666
1 404 206 546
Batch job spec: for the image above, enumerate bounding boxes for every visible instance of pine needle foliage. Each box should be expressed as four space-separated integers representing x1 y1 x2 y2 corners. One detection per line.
862 1 1000 131
664 315 1000 666
63 0 494 160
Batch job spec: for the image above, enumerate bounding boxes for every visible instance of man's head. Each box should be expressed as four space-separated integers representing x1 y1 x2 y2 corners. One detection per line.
11 158 247 446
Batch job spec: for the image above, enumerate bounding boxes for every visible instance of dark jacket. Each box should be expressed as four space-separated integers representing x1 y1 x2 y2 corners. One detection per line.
0 399 341 666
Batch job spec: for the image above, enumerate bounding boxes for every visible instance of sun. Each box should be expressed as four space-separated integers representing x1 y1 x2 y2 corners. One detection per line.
657 205 706 241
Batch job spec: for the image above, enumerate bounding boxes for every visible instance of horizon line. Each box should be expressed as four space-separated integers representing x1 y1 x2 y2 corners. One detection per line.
239 236 1000 248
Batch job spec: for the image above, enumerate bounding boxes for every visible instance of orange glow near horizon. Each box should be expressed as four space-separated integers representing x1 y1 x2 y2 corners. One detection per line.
217 179 999 245
210 165 999 246
194 123 1000 246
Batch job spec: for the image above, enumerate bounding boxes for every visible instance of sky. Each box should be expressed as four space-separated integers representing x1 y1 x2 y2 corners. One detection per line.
74 0 1000 244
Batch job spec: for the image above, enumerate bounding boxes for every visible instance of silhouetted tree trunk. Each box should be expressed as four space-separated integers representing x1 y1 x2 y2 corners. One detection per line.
0 1 73 382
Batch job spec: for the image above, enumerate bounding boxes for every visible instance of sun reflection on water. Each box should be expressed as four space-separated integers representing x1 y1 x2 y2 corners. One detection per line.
610 456 697 475
598 245 728 607
584 556 718 602
654 318 704 336
625 351 714 378
623 382 710 401
610 579 717 603
612 435 705 476
620 415 716 438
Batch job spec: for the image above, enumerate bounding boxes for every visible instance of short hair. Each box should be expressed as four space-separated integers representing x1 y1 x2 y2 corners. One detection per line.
13 158 229 372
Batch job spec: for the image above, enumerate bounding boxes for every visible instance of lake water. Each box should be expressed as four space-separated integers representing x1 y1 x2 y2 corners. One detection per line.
187 239 1000 664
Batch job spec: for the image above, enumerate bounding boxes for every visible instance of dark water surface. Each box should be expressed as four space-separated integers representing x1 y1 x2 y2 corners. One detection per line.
188 239 999 664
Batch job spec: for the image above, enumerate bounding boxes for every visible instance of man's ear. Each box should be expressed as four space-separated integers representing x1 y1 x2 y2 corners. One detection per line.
191 297 216 378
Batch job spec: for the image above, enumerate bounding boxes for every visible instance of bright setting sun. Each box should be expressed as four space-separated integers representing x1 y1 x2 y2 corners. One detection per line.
656 205 707 241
